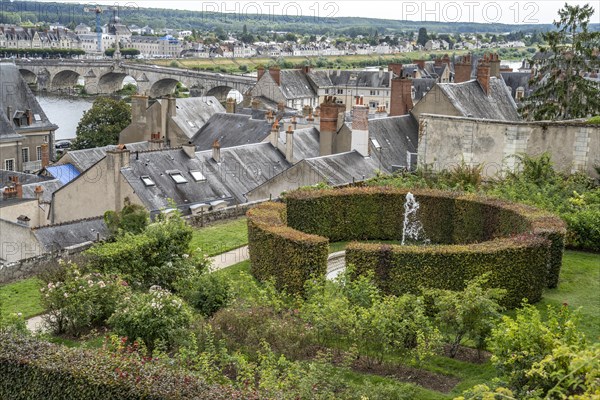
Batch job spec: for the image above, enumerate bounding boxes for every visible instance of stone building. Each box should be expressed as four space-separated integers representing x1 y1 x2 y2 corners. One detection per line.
0 64 56 173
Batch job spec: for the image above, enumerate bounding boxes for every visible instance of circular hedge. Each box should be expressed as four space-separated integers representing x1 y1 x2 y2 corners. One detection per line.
247 187 566 308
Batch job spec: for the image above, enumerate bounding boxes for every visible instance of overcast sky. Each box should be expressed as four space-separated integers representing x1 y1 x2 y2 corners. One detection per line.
28 1 600 25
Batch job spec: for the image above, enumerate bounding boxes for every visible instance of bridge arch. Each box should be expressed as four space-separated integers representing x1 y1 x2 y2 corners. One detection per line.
19 69 38 85
98 72 138 94
205 85 238 103
51 70 81 90
149 78 181 98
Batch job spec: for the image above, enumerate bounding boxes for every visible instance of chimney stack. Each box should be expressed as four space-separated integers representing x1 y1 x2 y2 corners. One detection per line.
257 66 265 81
388 63 403 78
149 132 163 150
351 97 369 157
291 116 297 129
266 110 274 124
454 53 472 83
182 141 196 158
212 140 221 163
285 125 294 162
390 77 413 116
167 95 176 117
26 109 33 125
269 65 281 86
277 101 285 112
414 59 425 70
476 54 491 96
442 54 451 69
226 97 236 114
34 185 44 203
434 58 442 67
40 143 50 168
489 53 501 78
131 95 149 123
270 120 279 147
251 98 260 110
319 96 345 156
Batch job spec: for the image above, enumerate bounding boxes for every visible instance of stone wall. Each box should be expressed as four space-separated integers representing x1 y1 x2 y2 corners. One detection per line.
418 114 600 178
186 199 266 228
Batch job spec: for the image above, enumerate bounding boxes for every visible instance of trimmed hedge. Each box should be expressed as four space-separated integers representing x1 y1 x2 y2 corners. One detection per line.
247 188 566 305
247 202 329 293
346 236 550 308
0 334 249 400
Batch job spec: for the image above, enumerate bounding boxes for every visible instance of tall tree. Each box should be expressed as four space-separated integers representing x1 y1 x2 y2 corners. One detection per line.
72 97 131 150
520 3 600 121
417 27 428 47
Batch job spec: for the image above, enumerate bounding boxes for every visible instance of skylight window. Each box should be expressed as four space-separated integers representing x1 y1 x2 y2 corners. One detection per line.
141 176 155 186
190 170 206 182
168 171 188 184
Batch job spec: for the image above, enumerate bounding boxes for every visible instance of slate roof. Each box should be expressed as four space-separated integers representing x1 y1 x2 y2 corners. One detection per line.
501 72 532 99
0 64 57 140
192 113 271 150
195 142 291 203
22 179 63 203
121 148 232 214
437 77 520 121
167 97 225 139
327 70 391 88
304 151 384 186
0 170 50 187
279 70 318 99
32 217 109 252
289 127 320 161
412 78 436 102
59 142 150 172
306 70 333 87
368 115 419 170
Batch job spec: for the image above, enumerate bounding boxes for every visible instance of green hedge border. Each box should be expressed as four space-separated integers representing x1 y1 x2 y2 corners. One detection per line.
0 334 248 400
247 187 566 307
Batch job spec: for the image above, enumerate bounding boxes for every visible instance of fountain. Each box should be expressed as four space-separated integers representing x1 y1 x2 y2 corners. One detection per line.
401 192 427 245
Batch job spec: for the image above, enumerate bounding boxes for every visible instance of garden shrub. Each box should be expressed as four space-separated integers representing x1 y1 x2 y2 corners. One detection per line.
85 215 207 290
0 298 27 336
40 262 129 336
0 333 248 400
247 202 329 293
248 187 565 305
177 273 232 317
108 287 193 352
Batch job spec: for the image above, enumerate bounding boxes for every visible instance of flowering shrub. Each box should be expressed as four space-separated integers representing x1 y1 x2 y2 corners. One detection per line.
108 286 193 352
177 273 232 317
40 262 130 336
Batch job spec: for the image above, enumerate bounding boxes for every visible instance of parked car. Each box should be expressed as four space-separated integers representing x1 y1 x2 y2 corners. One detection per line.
55 140 72 149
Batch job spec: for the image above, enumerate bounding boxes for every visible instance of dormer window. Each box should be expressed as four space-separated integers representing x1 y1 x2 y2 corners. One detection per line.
190 170 206 182
168 170 188 184
141 176 155 186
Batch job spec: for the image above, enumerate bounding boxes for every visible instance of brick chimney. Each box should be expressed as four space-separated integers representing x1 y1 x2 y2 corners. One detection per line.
285 125 294 162
302 65 311 74
269 65 281 86
226 97 236 114
388 63 403 78
291 115 297 129
454 53 472 83
270 120 279 147
351 97 369 157
182 141 196 158
414 59 425 70
477 55 491 96
212 139 221 163
25 109 33 125
489 53 501 78
40 143 50 168
390 77 413 116
302 105 312 117
319 96 345 156
442 54 451 69
277 101 285 112
257 66 265 81
149 132 163 150
131 95 149 123
34 185 44 203
266 110 274 124
251 98 260 110
167 95 176 117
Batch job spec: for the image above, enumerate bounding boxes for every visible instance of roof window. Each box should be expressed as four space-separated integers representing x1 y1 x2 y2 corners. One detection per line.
141 176 155 186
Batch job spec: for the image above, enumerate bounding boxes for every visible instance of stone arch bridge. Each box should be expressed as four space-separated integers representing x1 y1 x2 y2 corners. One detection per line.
12 59 255 99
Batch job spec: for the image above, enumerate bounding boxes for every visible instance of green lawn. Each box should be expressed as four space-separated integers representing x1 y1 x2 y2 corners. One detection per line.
189 218 248 257
536 251 600 340
0 277 43 318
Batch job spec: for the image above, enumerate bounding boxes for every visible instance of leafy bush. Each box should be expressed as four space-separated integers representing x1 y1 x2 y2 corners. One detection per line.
0 298 27 336
177 273 232 317
86 214 207 290
40 262 129 336
0 333 248 400
104 202 149 237
487 304 588 395
108 286 193 352
428 274 505 357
